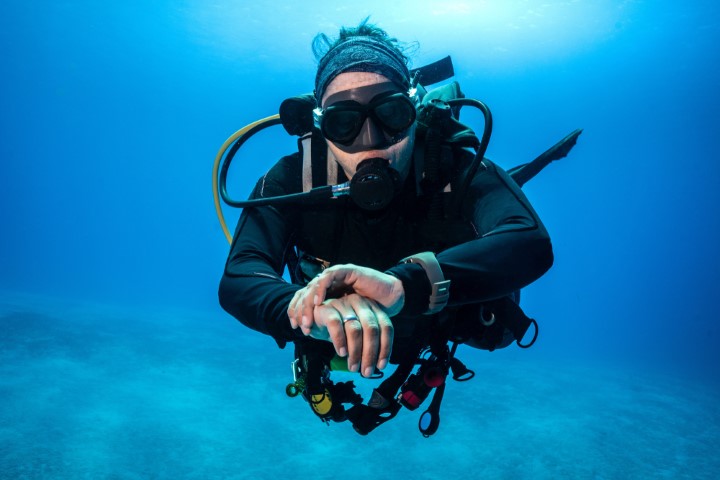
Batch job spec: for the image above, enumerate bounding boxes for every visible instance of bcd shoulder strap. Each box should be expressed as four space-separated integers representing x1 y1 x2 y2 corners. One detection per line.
299 129 340 192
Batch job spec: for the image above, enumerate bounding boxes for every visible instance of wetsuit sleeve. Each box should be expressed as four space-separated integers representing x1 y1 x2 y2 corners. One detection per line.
218 154 305 348
387 159 553 314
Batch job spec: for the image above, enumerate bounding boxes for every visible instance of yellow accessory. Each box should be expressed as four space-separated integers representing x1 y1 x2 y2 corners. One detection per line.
212 114 281 244
310 390 333 416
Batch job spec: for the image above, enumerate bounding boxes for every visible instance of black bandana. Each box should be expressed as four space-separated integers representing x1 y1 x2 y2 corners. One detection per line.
315 36 410 103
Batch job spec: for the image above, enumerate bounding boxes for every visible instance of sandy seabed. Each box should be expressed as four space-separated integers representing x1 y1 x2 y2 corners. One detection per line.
1 293 718 480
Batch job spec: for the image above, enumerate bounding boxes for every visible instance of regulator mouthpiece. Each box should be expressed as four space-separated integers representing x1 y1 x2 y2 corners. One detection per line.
348 158 401 211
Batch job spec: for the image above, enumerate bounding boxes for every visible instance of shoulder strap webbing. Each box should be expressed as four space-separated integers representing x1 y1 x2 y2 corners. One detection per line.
300 133 313 193
301 132 338 192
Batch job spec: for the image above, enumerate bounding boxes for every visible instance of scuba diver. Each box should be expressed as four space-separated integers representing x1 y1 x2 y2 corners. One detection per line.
216 19 580 436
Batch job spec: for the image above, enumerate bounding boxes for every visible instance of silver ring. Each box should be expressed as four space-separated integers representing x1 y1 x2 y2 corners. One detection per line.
343 314 359 323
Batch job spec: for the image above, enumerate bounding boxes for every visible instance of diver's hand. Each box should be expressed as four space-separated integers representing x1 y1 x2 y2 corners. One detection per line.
297 294 394 377
289 264 404 329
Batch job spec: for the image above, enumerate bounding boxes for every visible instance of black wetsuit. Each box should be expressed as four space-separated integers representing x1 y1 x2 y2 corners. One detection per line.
218 149 553 355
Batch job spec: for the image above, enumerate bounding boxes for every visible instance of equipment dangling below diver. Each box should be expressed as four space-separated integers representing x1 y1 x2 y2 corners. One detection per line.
286 337 478 437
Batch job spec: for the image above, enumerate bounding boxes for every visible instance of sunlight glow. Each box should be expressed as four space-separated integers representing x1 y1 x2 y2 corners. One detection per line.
181 0 640 72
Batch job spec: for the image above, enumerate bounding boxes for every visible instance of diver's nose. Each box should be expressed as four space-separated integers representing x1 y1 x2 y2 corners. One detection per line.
355 117 386 149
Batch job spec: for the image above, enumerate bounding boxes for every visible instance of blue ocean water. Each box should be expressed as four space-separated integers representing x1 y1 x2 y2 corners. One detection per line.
1 1 719 478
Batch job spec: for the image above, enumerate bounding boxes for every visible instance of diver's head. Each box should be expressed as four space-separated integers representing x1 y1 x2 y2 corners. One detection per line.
313 21 416 182
319 72 416 181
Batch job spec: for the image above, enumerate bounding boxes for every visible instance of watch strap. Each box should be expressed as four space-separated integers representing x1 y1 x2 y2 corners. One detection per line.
399 252 450 315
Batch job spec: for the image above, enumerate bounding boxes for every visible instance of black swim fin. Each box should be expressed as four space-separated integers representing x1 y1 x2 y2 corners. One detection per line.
508 128 583 187
410 56 455 87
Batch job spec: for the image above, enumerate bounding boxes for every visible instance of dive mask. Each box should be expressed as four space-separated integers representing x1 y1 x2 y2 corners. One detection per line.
314 82 417 152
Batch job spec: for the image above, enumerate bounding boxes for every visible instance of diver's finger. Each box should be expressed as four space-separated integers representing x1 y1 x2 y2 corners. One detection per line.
358 307 380 378
372 305 394 371
298 303 314 335
319 307 347 357
288 289 304 328
292 287 312 325
298 278 325 329
293 290 315 332
312 274 332 306
343 315 363 374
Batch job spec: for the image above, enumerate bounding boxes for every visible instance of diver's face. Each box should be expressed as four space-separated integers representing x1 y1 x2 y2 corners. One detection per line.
321 72 415 181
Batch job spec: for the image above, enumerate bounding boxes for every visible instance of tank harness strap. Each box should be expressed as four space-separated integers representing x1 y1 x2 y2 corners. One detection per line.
300 133 313 193
327 148 338 186
300 132 338 192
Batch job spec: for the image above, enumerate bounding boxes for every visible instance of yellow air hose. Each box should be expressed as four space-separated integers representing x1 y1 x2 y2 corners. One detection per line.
212 114 281 244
